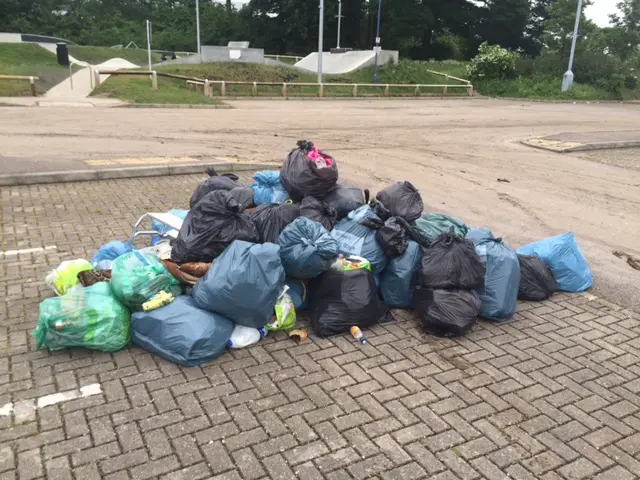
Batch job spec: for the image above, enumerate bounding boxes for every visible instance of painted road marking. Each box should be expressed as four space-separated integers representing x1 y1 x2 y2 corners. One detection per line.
1 246 56 257
84 156 200 166
0 383 102 423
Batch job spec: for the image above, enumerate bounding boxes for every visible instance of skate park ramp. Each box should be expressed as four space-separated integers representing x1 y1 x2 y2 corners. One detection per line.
294 50 398 75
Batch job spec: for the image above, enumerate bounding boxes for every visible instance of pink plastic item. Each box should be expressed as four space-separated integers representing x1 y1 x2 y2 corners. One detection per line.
306 146 333 168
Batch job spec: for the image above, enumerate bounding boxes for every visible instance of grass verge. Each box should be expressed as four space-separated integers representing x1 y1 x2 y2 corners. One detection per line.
68 46 162 66
0 43 71 96
91 74 225 105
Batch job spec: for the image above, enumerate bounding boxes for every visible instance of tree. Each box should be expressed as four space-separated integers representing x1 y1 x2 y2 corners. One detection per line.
542 0 598 58
609 0 640 60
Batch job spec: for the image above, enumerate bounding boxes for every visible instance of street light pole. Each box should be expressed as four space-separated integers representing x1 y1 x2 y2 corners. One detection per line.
561 0 583 91
318 0 324 84
196 0 201 60
372 0 382 84
336 0 342 49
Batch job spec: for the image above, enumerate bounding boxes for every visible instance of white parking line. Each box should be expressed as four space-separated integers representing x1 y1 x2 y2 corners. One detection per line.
1 245 57 257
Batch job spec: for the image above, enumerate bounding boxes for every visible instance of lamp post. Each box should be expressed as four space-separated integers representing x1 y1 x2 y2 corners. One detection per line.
336 0 343 49
561 0 583 91
372 0 382 84
318 0 324 84
196 0 201 59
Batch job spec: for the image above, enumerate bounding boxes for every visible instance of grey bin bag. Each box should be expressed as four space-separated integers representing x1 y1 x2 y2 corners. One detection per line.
466 227 520 322
131 296 234 367
193 240 286 329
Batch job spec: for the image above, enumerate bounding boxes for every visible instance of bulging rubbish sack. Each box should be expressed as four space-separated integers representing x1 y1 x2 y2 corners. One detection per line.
420 230 485 290
413 213 469 241
517 232 592 292
279 217 339 280
415 287 481 338
131 295 234 366
300 196 338 231
361 215 410 257
45 259 93 296
193 241 285 329
309 268 388 338
110 251 181 311
251 170 290 205
250 202 301 244
330 205 388 275
172 190 259 263
92 241 134 270
466 227 520 322
34 282 130 352
375 181 424 222
189 174 239 209
228 186 255 210
380 240 422 308
517 254 557 301
280 140 338 201
323 184 368 220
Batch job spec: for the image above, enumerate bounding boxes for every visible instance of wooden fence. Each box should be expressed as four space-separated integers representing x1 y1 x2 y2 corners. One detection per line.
95 69 474 99
0 75 39 96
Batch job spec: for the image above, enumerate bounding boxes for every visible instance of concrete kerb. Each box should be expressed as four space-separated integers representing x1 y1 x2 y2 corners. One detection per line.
0 162 278 187
116 103 233 109
521 138 640 153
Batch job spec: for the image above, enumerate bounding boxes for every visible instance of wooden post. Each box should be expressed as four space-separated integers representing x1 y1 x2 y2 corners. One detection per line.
252 82 257 96
384 84 390 97
468 85 473 97
221 81 226 97
318 83 324 98
151 71 158 90
282 83 287 98
94 70 101 87
29 76 36 96
204 79 210 97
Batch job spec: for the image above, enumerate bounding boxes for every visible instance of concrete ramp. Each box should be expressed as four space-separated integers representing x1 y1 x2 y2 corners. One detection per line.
294 50 398 75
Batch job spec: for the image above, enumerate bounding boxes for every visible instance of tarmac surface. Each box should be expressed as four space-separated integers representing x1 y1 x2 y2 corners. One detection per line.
1 98 639 311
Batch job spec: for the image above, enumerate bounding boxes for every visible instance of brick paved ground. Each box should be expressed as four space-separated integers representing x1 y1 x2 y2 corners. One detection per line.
1 173 640 480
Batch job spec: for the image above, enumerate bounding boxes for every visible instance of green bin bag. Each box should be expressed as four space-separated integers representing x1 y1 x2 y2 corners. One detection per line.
111 251 181 311
34 282 130 352
413 213 469 241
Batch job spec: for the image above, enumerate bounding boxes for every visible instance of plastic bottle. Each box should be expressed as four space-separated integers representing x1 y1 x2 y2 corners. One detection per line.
227 325 267 349
350 326 367 344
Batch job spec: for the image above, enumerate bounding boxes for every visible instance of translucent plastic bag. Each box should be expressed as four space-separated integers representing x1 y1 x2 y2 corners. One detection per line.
92 241 134 270
34 282 130 352
267 287 297 332
111 251 181 311
251 171 290 205
45 259 93 296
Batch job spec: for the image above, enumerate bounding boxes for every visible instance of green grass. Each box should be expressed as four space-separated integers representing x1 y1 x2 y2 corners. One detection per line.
68 45 162 66
91 74 225 105
0 43 70 96
474 75 619 101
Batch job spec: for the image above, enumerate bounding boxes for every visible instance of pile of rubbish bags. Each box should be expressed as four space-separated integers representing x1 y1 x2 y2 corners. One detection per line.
34 139 594 366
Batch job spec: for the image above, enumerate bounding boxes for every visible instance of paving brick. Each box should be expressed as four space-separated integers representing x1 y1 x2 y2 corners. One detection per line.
252 434 297 458
437 449 481 480
18 449 43 480
347 453 394 480
557 458 601 480
262 454 296 479
159 462 213 480
314 447 360 473
172 435 203 466
232 448 265 480
71 441 120 467
145 428 173 459
224 427 268 452
201 441 234 475
100 449 149 474
129 454 180 480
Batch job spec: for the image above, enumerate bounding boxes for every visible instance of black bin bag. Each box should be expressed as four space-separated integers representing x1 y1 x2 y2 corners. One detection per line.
517 254 558 301
420 231 485 290
172 190 259 263
323 185 368 220
415 287 482 338
309 268 388 338
300 196 338 231
375 181 424 222
280 140 338 201
250 203 301 244
190 173 239 209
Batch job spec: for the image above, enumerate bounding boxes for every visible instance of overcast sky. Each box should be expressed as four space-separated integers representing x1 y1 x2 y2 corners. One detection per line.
225 0 619 28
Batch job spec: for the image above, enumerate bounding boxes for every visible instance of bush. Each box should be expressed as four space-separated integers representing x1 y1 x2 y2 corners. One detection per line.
466 42 517 81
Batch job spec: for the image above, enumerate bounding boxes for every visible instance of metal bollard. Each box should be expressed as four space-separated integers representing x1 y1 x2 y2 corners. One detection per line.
94 70 101 87
29 76 36 96
252 82 257 96
151 71 158 90
204 79 210 97
281 82 287 98
221 81 226 97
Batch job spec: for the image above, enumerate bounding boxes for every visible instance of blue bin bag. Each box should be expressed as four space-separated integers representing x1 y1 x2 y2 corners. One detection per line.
517 232 592 292
380 240 422 308
286 280 310 311
131 296 233 367
92 241 134 270
251 171 290 205
330 205 388 275
466 228 520 321
193 241 285 328
279 217 339 280
152 209 189 236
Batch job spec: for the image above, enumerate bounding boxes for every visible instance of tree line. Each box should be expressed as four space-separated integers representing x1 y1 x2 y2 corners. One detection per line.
1 0 639 64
